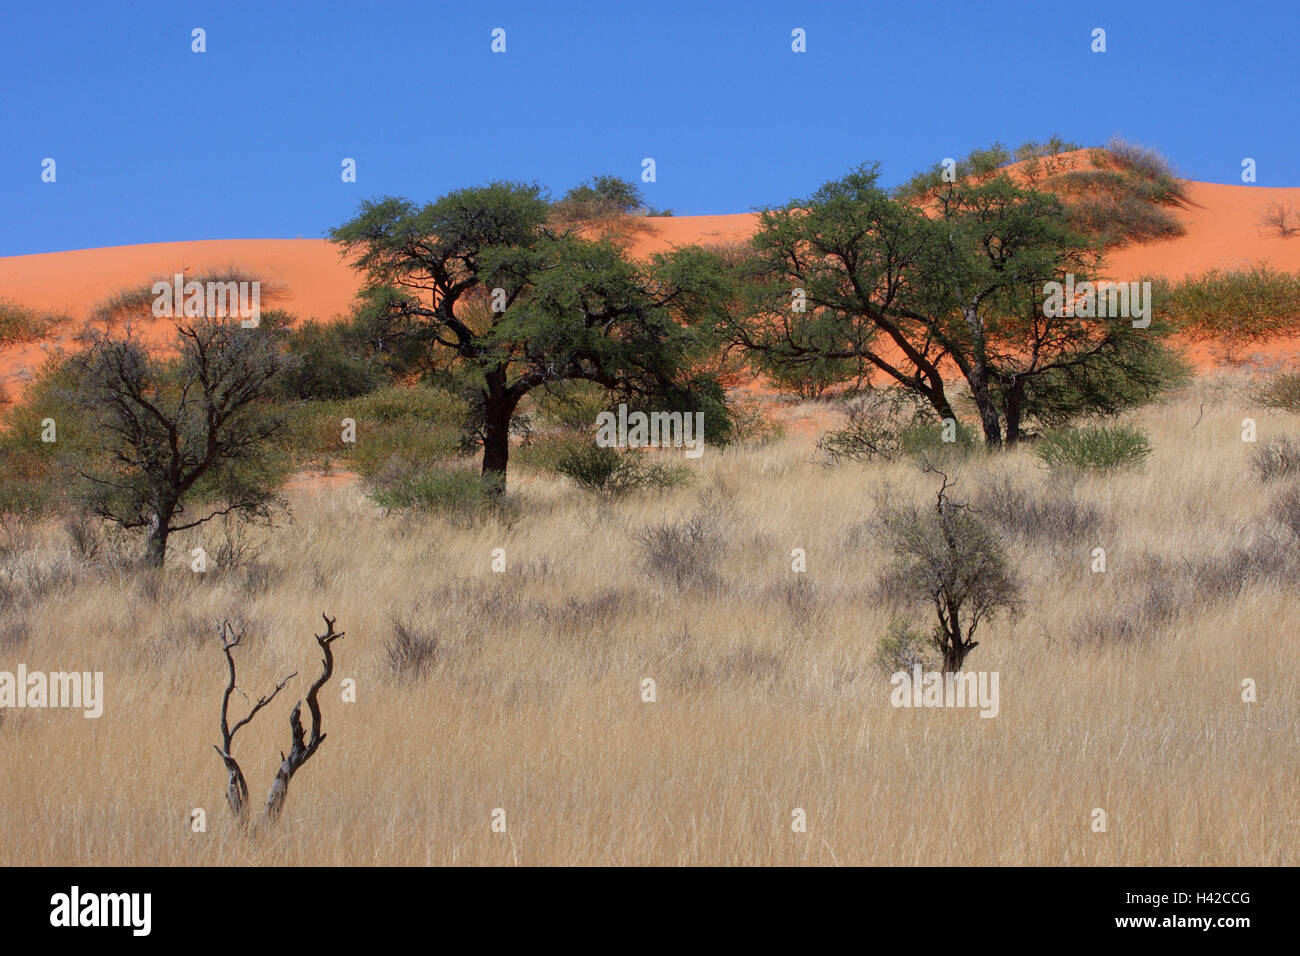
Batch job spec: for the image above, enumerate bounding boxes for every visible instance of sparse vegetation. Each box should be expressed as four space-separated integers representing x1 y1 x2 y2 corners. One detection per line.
385 615 440 680
2 140 1296 868
1258 201 1299 238
636 512 724 589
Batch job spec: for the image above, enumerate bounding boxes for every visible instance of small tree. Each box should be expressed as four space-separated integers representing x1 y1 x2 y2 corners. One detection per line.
878 471 1019 672
69 317 290 566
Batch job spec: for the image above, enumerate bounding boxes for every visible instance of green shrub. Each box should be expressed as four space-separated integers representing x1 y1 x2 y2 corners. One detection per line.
277 320 381 400
728 397 785 446
1104 137 1183 197
818 411 902 463
555 442 690 494
1153 267 1300 359
872 617 933 675
899 418 979 463
369 467 517 527
0 357 98 515
1033 423 1152 474
816 391 955 464
279 385 468 475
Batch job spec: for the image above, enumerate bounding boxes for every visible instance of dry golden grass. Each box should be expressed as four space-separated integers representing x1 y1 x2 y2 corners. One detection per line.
1 373 1297 865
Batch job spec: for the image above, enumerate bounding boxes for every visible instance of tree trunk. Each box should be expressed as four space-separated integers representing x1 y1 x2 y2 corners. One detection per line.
144 502 174 568
961 306 1003 448
966 371 1002 447
940 641 970 674
917 379 958 426
1003 377 1027 447
480 378 520 495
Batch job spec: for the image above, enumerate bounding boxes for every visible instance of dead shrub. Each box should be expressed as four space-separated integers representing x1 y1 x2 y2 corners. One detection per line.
385 615 440 680
635 513 724 589
974 475 1102 541
1251 436 1300 481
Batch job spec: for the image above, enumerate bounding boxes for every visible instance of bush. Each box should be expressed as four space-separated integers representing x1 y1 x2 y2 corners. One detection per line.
1258 202 1299 238
816 391 971 464
0 300 66 345
877 477 1018 672
385 616 439 680
552 175 667 220
974 475 1102 541
279 385 467 475
1037 140 1184 246
277 320 382 400
370 467 495 514
636 513 723 589
872 617 933 675
555 443 690 495
1104 137 1182 191
1254 370 1300 413
817 395 905 463
1154 267 1300 359
1033 424 1151 474
899 418 979 463
728 397 785 446
0 356 102 516
1270 482 1300 537
1251 436 1300 482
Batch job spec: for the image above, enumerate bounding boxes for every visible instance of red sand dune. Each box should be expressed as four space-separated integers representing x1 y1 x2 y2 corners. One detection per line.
3 180 1300 405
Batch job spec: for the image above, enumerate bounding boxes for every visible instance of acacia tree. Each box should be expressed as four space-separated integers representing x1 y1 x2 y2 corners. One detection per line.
728 163 1183 446
69 317 289 566
331 183 731 491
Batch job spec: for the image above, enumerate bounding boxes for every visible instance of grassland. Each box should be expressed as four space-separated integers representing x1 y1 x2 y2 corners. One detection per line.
0 372 1296 865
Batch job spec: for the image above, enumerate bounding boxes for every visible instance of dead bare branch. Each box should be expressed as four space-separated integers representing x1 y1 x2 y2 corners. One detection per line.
211 619 296 824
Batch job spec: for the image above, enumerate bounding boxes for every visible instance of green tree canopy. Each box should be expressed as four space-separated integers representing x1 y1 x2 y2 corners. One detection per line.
331 182 730 489
725 162 1185 445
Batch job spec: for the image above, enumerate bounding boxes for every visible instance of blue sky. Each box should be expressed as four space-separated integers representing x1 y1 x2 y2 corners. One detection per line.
3 0 1298 255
